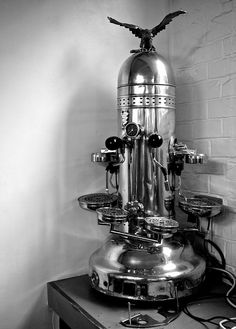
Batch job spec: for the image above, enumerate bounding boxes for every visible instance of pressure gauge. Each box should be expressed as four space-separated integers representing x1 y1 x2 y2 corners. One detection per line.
125 122 140 138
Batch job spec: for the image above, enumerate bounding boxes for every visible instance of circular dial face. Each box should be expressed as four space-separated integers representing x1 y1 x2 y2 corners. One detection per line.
125 122 140 138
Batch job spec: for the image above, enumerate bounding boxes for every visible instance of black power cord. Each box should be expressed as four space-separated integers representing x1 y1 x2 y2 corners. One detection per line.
179 233 236 328
203 238 226 269
182 266 236 328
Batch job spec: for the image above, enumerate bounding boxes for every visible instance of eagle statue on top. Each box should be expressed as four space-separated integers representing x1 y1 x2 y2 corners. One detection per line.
108 10 186 53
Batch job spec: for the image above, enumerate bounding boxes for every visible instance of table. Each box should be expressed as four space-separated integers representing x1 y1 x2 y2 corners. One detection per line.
47 274 235 329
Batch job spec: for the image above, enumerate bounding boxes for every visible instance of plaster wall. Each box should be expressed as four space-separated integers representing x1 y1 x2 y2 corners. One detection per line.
0 1 168 328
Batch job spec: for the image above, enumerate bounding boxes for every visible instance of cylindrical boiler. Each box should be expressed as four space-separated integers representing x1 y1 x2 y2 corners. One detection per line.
117 52 175 216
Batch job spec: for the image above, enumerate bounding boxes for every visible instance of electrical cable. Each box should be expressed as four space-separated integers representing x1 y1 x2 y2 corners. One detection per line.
183 299 236 325
183 303 236 327
182 266 236 328
52 312 55 329
196 233 227 269
207 217 211 231
208 267 236 309
219 317 236 329
204 238 226 268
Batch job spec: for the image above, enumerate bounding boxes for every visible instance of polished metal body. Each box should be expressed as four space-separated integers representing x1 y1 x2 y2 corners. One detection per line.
89 235 206 301
117 52 175 216
77 15 210 304
84 49 207 302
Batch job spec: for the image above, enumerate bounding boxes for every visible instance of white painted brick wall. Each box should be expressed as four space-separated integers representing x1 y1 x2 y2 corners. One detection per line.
181 172 209 193
226 160 236 179
208 56 236 78
191 41 223 64
176 101 208 122
175 123 193 140
170 0 236 272
193 139 211 155
211 139 236 157
208 97 236 117
176 63 208 84
223 35 236 55
223 117 236 137
222 77 236 96
193 119 222 138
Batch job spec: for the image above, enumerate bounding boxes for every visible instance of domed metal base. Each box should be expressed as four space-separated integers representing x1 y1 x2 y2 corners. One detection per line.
89 235 206 302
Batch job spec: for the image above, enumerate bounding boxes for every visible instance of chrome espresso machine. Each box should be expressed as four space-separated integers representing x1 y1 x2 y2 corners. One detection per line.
78 11 222 314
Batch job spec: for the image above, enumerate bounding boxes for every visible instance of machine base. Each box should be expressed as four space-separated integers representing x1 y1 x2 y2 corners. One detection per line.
89 235 206 302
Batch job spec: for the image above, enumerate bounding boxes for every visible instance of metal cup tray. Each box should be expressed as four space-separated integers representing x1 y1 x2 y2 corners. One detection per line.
144 216 179 234
179 196 222 217
78 193 118 211
96 207 128 224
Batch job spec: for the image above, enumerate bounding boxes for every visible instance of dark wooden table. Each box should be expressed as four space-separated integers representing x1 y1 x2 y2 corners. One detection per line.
47 274 235 329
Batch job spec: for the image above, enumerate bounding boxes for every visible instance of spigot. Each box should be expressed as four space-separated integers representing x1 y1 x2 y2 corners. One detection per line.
153 157 170 191
167 138 205 177
168 154 184 176
168 138 205 165
185 154 205 164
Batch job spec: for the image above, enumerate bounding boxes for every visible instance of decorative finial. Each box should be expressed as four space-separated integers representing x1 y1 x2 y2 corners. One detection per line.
108 10 186 53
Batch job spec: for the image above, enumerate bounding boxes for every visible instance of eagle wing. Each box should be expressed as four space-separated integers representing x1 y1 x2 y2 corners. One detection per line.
107 16 143 38
151 10 186 36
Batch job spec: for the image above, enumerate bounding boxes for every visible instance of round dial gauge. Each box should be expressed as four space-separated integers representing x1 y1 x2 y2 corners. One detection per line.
125 122 140 138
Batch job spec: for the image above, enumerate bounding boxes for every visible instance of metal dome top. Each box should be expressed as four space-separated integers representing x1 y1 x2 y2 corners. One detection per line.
118 51 175 88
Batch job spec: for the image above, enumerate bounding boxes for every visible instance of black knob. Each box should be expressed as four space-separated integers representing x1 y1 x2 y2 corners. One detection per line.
105 136 123 150
148 134 163 148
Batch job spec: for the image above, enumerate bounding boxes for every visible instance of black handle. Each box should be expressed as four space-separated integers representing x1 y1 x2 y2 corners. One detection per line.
148 134 163 148
105 136 123 150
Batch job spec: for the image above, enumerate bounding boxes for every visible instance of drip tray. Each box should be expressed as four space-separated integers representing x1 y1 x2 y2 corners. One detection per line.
78 193 118 211
97 207 128 224
144 217 179 234
179 195 222 217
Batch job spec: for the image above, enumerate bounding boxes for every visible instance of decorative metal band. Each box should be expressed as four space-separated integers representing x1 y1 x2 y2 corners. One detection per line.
118 95 175 108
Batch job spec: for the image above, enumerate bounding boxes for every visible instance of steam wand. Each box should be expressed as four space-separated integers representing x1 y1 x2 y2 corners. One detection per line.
152 156 170 192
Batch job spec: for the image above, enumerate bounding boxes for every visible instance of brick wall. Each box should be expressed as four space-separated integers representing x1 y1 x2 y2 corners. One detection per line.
170 0 236 273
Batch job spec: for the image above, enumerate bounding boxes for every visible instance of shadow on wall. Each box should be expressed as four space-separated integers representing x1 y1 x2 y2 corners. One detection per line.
0 1 172 328
61 45 116 241
48 43 115 314
16 47 114 329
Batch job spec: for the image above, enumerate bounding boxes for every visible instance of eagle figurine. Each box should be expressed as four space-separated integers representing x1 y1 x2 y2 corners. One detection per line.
108 10 186 52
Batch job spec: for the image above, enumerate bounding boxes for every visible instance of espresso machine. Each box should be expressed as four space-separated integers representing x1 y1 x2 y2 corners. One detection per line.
78 11 222 308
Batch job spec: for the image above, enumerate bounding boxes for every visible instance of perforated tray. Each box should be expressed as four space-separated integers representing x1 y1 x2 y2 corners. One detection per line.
179 196 222 217
144 216 179 234
96 207 128 224
78 193 118 211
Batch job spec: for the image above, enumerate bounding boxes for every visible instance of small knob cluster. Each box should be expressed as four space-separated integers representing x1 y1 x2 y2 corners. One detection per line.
105 129 163 151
